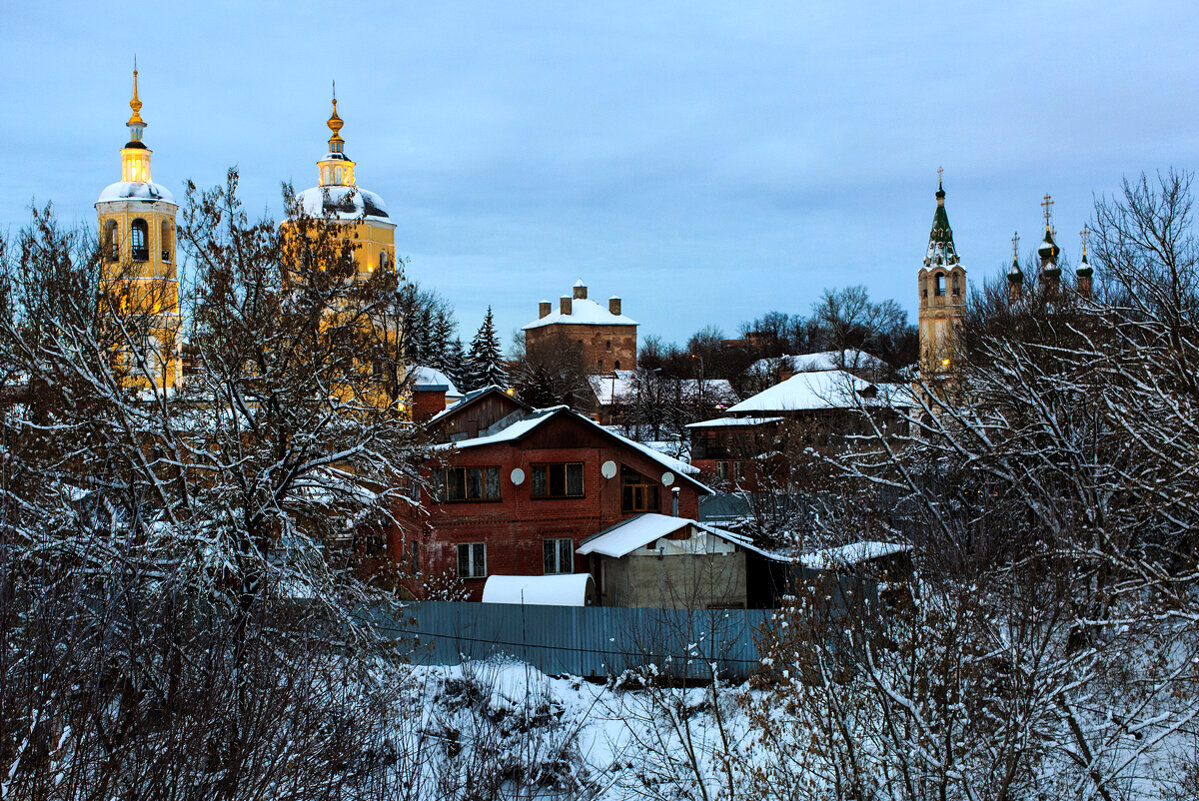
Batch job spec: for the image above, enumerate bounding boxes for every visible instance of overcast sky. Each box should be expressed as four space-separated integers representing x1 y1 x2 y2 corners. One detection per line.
3 2 1196 347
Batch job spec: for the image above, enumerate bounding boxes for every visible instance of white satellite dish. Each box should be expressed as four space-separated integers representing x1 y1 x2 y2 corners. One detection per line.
510 468 526 485
661 471 675 486
601 461 618 479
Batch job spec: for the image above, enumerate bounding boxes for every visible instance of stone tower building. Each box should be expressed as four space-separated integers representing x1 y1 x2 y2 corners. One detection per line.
95 64 181 390
523 280 638 374
917 176 966 379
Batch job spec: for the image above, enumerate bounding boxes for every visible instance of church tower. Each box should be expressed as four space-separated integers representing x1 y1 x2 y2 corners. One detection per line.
1038 193 1062 299
293 85 396 280
95 63 180 390
917 172 966 379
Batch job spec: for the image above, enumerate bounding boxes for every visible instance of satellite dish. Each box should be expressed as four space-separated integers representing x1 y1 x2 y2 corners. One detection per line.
601 461 618 479
661 471 675 486
510 468 526 486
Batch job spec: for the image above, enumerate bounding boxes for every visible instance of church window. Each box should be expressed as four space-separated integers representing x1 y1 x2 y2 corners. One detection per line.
379 251 389 272
131 219 149 262
952 274 960 296
160 220 172 262
103 220 118 261
935 273 945 296
614 360 621 370
334 167 343 184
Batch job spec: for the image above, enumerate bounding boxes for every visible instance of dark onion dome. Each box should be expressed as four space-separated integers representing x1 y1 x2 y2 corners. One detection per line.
1076 251 1093 277
1008 254 1023 283
1038 228 1061 261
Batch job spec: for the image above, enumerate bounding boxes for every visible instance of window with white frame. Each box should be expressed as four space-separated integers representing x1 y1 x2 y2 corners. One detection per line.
543 538 574 574
457 543 486 578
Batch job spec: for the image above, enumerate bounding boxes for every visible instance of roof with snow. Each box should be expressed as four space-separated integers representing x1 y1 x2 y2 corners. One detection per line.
481 574 596 606
523 297 638 330
588 370 738 407
294 185 392 224
97 180 176 206
411 366 460 397
577 513 782 560
727 370 871 414
747 349 887 377
685 416 783 429
798 541 912 570
438 406 711 494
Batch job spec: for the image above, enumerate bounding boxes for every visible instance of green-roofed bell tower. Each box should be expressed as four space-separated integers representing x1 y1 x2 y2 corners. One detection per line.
917 170 967 380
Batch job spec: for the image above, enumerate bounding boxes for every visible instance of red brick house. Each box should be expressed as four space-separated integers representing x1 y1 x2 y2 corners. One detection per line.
395 403 711 601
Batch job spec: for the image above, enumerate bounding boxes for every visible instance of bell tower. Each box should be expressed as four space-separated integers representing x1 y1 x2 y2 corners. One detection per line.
95 62 181 390
917 169 967 379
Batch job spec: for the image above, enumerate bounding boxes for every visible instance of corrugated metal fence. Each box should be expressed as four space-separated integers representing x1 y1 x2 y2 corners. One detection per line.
373 602 776 680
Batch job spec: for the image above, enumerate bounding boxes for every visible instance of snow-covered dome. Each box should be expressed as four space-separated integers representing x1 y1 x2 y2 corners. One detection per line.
97 180 176 205
295 185 389 222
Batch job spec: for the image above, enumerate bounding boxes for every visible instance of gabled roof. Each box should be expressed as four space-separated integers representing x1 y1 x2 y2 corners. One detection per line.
576 512 782 559
425 384 531 428
726 369 871 414
439 406 712 495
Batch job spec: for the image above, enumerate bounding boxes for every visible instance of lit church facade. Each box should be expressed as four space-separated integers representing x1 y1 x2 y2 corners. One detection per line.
95 66 181 390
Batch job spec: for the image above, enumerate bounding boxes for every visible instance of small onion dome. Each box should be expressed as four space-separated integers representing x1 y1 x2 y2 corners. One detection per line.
1008 255 1023 282
935 178 946 201
1076 252 1093 278
1038 228 1061 260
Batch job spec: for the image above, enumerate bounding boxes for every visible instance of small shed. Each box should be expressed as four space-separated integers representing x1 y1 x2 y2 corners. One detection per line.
577 513 784 609
481 574 597 607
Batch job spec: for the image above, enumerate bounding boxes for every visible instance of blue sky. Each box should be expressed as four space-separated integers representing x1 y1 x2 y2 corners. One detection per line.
3 2 1196 347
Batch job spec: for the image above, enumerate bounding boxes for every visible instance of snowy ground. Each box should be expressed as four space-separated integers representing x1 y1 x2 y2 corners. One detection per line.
406 657 762 800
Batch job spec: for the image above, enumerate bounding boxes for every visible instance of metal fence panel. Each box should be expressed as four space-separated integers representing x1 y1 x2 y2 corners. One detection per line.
381 602 776 680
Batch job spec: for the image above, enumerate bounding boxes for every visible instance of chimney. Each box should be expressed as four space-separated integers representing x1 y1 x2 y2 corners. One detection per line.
539 299 551 319
671 486 680 517
609 296 622 315
573 279 587 300
560 295 572 315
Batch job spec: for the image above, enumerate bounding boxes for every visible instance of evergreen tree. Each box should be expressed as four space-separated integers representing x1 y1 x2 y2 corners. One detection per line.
464 307 507 390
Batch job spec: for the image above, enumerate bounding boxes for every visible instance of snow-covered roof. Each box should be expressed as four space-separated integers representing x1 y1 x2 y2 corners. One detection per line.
577 513 782 560
685 416 783 429
798 541 912 570
747 349 887 377
295 185 391 223
727 370 870 414
481 574 596 606
411 366 460 397
97 180 176 205
438 406 709 492
588 371 738 407
576 513 693 557
522 298 638 330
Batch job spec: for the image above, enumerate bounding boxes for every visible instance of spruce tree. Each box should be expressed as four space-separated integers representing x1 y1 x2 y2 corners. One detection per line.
464 307 507 390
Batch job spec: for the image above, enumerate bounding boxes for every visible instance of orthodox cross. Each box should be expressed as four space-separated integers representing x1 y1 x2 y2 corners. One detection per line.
1041 193 1055 230
1012 231 1020 259
1080 223 1090 257
937 165 944 183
